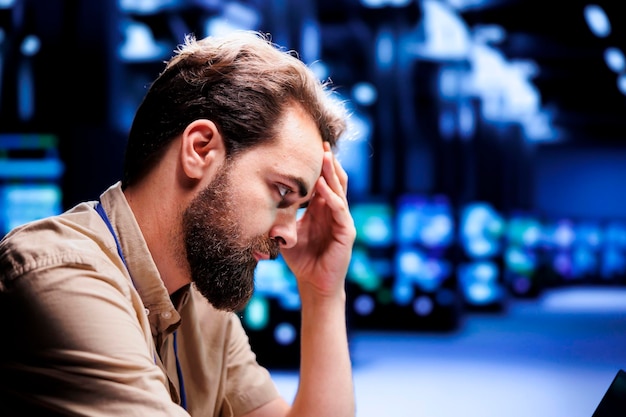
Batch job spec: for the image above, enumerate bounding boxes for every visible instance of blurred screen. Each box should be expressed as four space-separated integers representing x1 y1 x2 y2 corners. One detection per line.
396 194 454 251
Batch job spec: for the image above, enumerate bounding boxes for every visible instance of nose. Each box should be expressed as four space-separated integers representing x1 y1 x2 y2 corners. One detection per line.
270 210 298 249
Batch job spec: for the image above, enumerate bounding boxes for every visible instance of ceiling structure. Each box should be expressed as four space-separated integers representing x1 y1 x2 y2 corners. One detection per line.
457 0 626 146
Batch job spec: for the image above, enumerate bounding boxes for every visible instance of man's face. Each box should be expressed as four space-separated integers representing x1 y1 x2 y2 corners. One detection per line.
182 105 325 312
182 163 279 311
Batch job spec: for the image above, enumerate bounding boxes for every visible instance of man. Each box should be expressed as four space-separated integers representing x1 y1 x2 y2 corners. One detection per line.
0 31 356 417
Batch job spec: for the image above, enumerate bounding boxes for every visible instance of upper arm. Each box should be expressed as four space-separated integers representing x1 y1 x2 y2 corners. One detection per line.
0 256 188 416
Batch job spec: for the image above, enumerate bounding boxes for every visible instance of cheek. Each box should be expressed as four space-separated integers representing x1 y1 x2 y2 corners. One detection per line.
235 193 278 238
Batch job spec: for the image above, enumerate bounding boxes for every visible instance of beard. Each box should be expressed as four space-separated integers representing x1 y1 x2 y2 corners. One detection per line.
182 164 280 312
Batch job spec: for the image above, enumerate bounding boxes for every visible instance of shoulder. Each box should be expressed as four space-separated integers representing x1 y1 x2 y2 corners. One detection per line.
0 202 121 287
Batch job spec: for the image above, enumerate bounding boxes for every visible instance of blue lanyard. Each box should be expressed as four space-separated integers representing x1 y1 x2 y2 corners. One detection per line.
173 330 187 410
94 202 187 410
95 202 129 272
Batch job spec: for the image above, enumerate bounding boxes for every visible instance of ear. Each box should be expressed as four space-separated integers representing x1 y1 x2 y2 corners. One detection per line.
180 119 226 180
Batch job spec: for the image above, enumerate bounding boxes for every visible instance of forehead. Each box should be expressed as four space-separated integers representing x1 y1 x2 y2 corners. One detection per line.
233 105 325 191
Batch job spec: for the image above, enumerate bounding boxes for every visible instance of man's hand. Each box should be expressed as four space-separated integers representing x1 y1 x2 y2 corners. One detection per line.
281 142 356 298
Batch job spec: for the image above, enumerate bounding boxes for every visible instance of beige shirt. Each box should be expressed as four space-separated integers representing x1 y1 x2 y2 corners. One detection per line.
0 182 279 416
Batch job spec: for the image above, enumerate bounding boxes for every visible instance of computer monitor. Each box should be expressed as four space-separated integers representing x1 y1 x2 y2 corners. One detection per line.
592 369 626 417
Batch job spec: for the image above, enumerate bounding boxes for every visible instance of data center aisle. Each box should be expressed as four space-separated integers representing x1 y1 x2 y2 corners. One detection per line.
269 286 626 417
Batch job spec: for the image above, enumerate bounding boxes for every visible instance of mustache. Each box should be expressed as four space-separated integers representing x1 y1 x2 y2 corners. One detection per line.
250 236 281 260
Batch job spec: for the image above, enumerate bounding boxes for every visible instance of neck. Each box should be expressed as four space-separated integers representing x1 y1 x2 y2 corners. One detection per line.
123 176 192 296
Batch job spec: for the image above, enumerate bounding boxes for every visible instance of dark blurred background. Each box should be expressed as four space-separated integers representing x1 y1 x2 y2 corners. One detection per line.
1 1 626 414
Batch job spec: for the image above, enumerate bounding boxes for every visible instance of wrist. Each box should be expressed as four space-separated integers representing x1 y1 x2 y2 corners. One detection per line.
298 283 347 315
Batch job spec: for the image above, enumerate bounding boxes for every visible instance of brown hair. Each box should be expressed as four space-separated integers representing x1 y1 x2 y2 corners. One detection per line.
122 30 347 189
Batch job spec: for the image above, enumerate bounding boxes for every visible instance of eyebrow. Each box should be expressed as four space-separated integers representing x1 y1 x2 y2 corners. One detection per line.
291 176 309 199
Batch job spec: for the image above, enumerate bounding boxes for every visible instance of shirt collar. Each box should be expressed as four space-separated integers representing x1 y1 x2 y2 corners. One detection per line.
99 181 182 336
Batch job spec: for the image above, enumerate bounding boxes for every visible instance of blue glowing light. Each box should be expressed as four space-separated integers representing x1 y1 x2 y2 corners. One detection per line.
397 194 454 249
1 184 63 235
413 295 434 316
118 21 168 62
584 4 611 38
352 202 395 248
352 82 378 106
274 322 297 346
243 296 269 331
604 47 625 73
460 202 505 258
20 35 41 56
458 261 503 305
353 294 376 316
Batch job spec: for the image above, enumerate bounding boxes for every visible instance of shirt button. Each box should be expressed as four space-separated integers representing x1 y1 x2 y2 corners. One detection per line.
161 311 172 319
144 308 150 316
